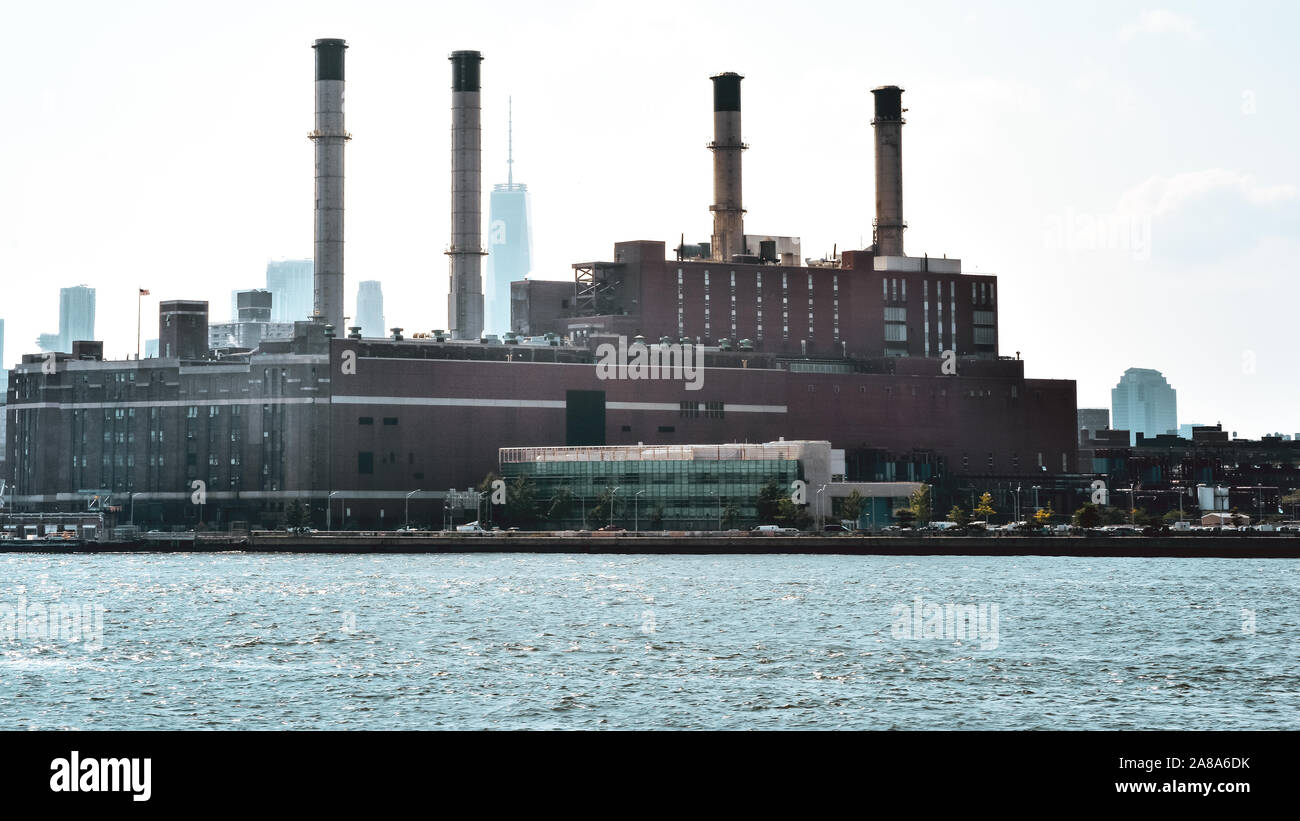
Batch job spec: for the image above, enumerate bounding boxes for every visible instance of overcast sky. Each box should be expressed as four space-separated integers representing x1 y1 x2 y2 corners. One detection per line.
1 0 1296 437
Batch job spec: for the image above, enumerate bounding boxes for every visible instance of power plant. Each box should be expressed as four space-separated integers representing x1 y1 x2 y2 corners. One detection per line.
5 38 1094 531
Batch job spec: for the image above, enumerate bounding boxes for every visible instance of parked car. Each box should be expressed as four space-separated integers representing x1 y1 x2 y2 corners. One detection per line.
455 521 486 533
822 523 850 533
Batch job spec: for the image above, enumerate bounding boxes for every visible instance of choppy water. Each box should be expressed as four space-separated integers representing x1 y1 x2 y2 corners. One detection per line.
1 553 1296 729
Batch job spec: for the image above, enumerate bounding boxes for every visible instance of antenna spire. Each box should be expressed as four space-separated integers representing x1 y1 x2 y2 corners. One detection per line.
507 96 514 187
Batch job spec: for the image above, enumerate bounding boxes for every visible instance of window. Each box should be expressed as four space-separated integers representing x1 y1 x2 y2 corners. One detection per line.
358 452 374 474
383 417 398 426
359 416 374 425
657 425 675 433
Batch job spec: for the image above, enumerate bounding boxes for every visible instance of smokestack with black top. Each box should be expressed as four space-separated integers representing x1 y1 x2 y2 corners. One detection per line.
871 85 906 257
447 50 485 340
310 38 349 333
709 72 746 262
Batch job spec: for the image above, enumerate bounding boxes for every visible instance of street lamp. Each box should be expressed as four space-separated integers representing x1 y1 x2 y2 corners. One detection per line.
1014 485 1022 526
130 492 138 528
327 491 339 531
816 484 827 531
634 490 644 533
707 491 721 531
405 489 420 529
609 486 621 528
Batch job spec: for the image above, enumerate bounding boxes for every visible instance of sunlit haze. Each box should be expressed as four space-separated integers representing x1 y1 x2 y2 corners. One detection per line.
1 0 1296 435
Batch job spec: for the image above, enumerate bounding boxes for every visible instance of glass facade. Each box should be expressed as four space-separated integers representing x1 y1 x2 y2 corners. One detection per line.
501 456 802 530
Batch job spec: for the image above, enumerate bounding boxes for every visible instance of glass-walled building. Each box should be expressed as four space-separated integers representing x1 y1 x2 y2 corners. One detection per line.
499 442 810 530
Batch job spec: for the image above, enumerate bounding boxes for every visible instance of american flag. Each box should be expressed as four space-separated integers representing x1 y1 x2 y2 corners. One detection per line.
139 288 150 296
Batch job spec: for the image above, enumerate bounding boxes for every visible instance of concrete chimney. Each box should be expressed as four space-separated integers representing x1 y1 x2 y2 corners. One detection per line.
310 38 349 333
709 72 746 262
871 85 906 257
447 50 485 340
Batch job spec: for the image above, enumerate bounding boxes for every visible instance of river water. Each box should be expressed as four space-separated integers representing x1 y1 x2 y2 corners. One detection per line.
1 553 1295 729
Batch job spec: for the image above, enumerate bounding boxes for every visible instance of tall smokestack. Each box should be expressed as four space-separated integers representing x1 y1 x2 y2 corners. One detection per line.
310 38 348 332
447 50 485 340
709 72 746 262
871 85 906 257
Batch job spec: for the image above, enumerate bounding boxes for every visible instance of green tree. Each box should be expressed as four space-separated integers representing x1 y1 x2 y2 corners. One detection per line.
587 487 620 528
946 504 970 526
721 502 741 530
284 501 305 529
1073 502 1102 529
502 474 539 529
909 485 933 526
893 506 917 528
840 490 864 527
757 478 784 525
545 488 573 527
973 492 996 521
776 497 813 530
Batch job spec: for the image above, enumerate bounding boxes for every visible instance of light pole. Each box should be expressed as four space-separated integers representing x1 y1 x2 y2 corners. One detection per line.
130 492 138 528
1014 485 1022 526
405 489 420 529
609 486 621 528
327 491 339 531
816 484 827 531
634 490 644 533
707 491 720 531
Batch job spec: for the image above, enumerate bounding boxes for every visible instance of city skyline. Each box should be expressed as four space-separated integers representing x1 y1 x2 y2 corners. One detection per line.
0 1 1296 435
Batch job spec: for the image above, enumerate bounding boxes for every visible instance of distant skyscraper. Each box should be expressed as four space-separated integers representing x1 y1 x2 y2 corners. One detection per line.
0 317 6 394
144 338 159 358
1179 423 1205 440
265 259 314 323
60 286 96 350
1112 368 1178 445
37 286 96 352
485 98 533 335
355 281 385 338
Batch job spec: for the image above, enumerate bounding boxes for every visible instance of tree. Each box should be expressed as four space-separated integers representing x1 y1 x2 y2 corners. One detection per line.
776 497 813 530
284 501 305 530
909 485 933 526
1073 502 1102 529
502 475 539 529
840 490 864 527
587 487 619 528
973 492 996 521
946 504 970 527
721 503 741 530
545 488 573 527
649 505 665 530
757 478 784 525
1033 502 1054 527
893 506 917 528
1282 489 1300 519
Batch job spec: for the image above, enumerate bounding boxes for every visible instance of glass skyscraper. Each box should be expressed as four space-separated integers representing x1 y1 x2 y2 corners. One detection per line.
1112 368 1178 445
355 280 385 338
265 259 313 323
37 286 96 353
484 100 532 335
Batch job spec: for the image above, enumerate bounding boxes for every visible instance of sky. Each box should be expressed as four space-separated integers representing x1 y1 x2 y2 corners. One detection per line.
1 0 1296 437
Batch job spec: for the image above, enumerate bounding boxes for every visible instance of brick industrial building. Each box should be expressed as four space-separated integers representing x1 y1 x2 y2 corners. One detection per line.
5 43 1083 530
